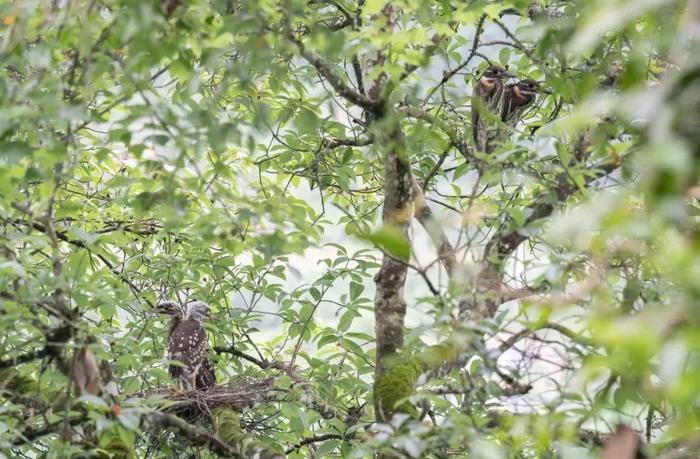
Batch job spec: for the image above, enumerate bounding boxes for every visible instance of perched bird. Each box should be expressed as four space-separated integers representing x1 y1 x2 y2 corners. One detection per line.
155 300 184 339
500 78 551 128
472 65 515 153
165 301 216 390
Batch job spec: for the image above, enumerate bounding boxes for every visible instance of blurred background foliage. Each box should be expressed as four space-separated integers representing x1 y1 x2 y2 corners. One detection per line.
1 0 700 457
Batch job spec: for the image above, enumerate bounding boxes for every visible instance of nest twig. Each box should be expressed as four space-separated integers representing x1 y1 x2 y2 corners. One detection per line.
140 376 281 423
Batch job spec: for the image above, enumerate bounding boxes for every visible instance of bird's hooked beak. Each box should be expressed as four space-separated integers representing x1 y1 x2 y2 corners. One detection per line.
531 80 552 94
539 84 553 94
521 81 552 95
150 307 169 316
150 301 181 317
149 308 167 318
487 70 516 81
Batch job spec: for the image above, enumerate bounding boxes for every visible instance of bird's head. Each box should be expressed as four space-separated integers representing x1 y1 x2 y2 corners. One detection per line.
479 66 516 86
186 301 211 323
511 78 552 97
152 300 183 317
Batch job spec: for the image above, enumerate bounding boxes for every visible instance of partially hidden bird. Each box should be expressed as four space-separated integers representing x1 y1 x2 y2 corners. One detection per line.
472 65 515 153
500 78 551 128
158 300 216 390
155 300 183 339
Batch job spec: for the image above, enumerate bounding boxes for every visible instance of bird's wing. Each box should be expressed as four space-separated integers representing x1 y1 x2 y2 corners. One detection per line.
472 82 506 153
501 88 514 123
167 320 206 378
195 355 216 389
167 315 182 341
471 95 480 145
471 83 488 145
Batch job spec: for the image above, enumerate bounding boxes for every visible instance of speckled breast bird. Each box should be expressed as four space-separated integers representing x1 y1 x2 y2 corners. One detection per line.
472 65 515 153
166 301 216 390
500 78 551 127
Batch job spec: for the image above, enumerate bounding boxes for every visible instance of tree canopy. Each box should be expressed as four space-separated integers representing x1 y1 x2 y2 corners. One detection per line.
1 0 700 457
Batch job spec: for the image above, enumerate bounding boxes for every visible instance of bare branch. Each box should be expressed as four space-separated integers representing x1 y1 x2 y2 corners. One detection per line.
10 215 148 305
286 433 345 454
142 411 274 459
413 179 457 277
400 106 472 161
423 14 486 103
497 323 594 353
283 18 378 111
11 413 89 446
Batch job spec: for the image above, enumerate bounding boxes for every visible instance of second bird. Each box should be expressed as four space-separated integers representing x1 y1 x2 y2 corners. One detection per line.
472 65 515 153
500 78 550 128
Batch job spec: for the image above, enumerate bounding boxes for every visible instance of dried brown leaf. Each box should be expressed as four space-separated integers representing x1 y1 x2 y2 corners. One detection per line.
71 347 101 396
603 425 640 459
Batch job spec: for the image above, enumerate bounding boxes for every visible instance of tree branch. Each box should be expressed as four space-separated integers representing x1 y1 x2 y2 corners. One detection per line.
143 411 254 459
400 106 472 161
412 179 456 277
492 19 548 74
10 215 148 305
11 413 89 446
423 14 486 103
470 160 622 316
285 433 344 454
282 18 379 111
213 347 301 381
497 322 594 353
0 346 51 370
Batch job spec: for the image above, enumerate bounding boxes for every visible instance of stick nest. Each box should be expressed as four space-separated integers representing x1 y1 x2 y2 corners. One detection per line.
144 376 280 422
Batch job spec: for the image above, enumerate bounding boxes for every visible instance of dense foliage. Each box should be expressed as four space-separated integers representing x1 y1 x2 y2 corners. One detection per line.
1 0 699 457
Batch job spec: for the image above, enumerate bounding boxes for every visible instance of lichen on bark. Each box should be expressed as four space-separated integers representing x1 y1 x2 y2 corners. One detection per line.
373 353 422 422
373 331 472 423
213 406 244 446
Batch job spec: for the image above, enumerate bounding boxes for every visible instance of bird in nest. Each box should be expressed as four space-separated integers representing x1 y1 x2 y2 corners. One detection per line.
155 300 216 390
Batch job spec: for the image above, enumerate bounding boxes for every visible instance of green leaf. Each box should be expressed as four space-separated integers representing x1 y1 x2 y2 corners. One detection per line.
66 251 90 282
0 141 31 164
349 281 364 301
315 439 340 456
317 333 338 349
338 309 359 332
357 225 411 261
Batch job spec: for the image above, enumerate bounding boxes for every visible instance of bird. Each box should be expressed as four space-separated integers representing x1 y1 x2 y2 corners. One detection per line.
155 300 184 339
163 301 216 390
472 65 515 153
500 78 551 128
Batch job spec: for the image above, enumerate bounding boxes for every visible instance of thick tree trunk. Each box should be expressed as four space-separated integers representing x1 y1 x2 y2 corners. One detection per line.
373 121 413 422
